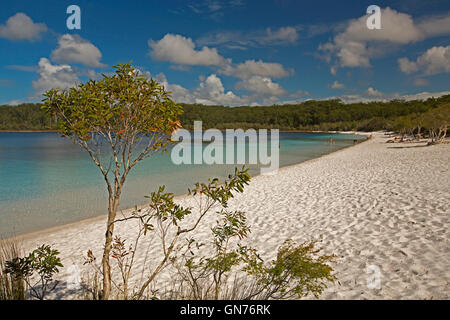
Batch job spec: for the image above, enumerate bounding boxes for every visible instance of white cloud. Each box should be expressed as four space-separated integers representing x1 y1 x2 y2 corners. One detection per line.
366 87 384 97
6 99 23 106
152 71 450 106
155 73 196 104
261 96 282 105
32 58 79 97
398 45 450 75
221 59 291 79
329 80 345 89
263 26 299 45
196 26 299 48
51 34 106 68
338 8 423 44
193 74 247 105
115 68 293 106
0 13 47 41
235 76 287 96
148 34 229 66
401 91 450 101
319 8 450 71
186 0 244 20
329 89 450 104
148 34 293 86
157 72 247 106
332 94 383 104
417 13 450 38
320 8 422 69
76 68 102 80
398 57 419 74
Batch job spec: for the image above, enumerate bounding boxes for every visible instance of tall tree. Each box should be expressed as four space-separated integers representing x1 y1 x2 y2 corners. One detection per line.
42 62 182 299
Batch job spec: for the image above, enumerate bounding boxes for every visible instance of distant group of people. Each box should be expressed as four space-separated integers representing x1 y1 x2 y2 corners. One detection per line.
328 137 360 145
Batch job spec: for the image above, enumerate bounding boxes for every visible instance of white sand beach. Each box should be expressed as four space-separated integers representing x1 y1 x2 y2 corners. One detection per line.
18 132 450 299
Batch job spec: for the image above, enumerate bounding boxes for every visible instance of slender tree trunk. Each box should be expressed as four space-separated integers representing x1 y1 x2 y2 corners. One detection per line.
101 195 119 300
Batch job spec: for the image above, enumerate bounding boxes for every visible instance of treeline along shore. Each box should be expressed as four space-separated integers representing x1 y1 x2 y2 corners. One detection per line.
1 95 449 132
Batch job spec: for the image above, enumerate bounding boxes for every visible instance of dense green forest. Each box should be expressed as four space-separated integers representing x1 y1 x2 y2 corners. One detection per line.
1 95 449 132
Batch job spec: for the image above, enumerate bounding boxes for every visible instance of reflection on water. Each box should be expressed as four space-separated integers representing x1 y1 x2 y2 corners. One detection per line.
0 132 365 237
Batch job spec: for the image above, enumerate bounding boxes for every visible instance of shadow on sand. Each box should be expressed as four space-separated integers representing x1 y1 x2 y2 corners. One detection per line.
387 144 429 149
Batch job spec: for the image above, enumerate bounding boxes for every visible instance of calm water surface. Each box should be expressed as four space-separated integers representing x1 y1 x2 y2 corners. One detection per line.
0 132 365 238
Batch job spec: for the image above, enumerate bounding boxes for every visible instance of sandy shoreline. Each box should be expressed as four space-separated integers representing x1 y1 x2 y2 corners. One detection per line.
12 131 368 242
13 132 450 299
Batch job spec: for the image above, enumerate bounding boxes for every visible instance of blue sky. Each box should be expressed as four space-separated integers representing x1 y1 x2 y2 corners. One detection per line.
0 0 449 106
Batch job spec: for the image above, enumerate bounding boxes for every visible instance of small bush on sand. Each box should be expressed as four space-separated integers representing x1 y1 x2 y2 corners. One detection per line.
169 211 336 300
4 244 63 300
0 239 27 300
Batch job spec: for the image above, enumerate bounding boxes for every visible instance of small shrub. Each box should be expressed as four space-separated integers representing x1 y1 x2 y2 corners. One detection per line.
0 239 27 300
171 209 336 300
4 244 63 300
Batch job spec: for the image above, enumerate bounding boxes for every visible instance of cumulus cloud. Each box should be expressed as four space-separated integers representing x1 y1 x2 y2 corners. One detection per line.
417 13 450 38
193 74 247 105
398 57 420 74
235 76 287 96
329 80 345 89
150 71 450 106
366 87 383 97
32 58 79 97
76 68 102 80
154 70 310 106
51 34 106 68
155 73 196 104
156 72 248 106
156 72 293 106
0 13 47 41
220 59 291 79
319 8 450 71
119 66 294 106
398 45 450 75
148 34 229 66
148 34 293 85
319 8 422 69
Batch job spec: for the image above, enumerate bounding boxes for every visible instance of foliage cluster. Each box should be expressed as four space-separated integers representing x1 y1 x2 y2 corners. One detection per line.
3 244 62 300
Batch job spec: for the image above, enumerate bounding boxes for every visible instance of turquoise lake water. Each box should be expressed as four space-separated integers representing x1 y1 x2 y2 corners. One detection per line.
0 132 365 238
